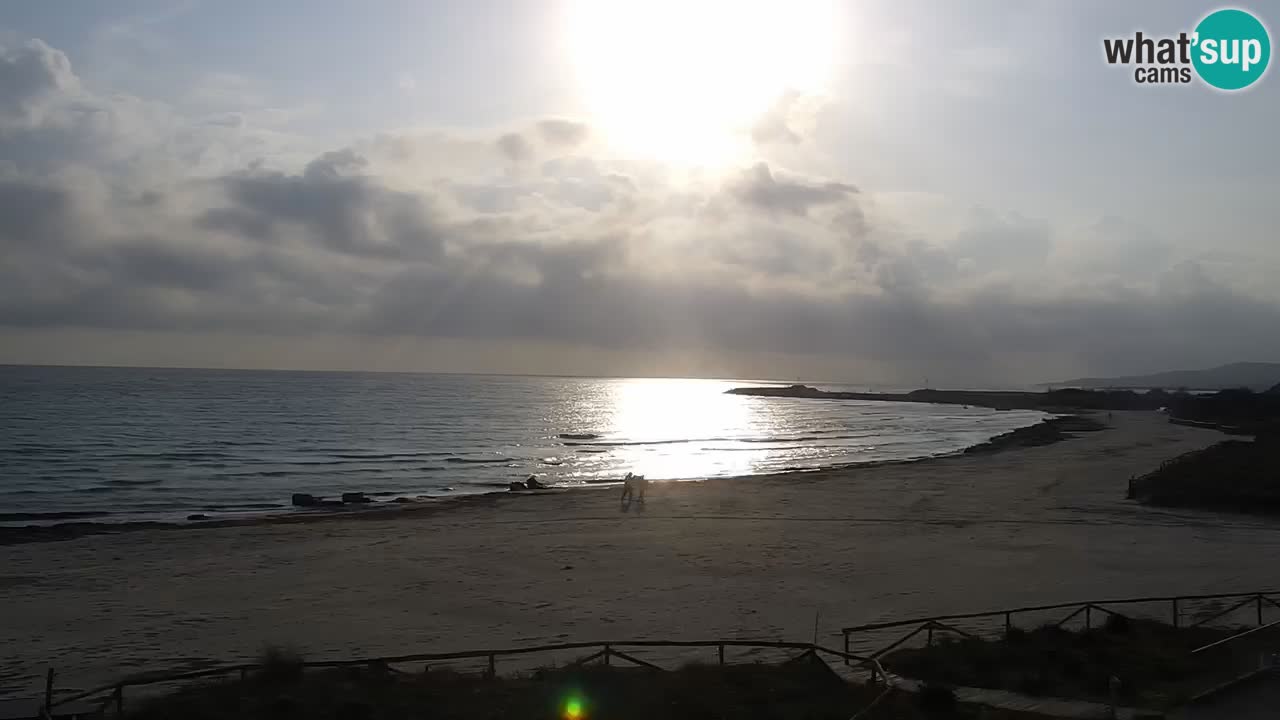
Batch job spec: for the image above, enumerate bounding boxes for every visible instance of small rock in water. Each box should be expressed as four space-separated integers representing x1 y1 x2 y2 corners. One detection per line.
392 497 414 504
341 492 371 504
442 487 454 492
187 514 209 521
291 493 321 507
508 481 526 492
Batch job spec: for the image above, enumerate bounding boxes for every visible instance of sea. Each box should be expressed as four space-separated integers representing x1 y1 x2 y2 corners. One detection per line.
0 366 1048 525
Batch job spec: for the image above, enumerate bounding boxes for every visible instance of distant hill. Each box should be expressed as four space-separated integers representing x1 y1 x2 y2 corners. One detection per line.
1056 362 1280 391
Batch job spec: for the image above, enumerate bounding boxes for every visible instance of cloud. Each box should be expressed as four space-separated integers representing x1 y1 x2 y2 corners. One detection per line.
0 180 73 247
727 162 858 216
536 118 590 148
0 39 78 130
201 149 444 260
497 119 591 165
751 91 831 147
752 91 803 145
496 132 532 164
3 35 1280 384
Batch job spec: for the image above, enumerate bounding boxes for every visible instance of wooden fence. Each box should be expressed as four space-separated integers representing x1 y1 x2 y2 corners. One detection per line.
43 639 891 719
841 589 1280 661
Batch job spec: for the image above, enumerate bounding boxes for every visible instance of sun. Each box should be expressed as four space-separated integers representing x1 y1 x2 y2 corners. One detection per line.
564 0 836 169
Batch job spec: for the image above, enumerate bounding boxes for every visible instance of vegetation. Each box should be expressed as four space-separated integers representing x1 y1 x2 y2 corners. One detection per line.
124 654 1053 720
1165 388 1280 436
962 415 1105 455
883 617 1232 709
1129 439 1280 513
256 645 305 684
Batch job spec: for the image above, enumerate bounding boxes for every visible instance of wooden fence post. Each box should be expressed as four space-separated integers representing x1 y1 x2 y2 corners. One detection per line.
926 624 934 647
487 654 495 679
114 686 124 718
717 644 725 666
603 645 611 666
1172 598 1179 628
1004 612 1012 634
1258 595 1265 626
1086 605 1092 630
43 668 54 714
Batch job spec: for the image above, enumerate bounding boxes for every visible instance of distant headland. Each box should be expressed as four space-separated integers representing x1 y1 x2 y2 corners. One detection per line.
726 384 1280 433
727 384 1171 412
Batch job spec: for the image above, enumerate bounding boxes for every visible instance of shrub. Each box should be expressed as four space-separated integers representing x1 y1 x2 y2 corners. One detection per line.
916 683 956 714
256 645 304 684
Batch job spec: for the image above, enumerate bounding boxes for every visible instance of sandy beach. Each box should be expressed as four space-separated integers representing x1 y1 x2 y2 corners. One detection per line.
3 411 1278 699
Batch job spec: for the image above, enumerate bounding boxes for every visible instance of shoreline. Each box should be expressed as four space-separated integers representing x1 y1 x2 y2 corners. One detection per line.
0 414 1095 546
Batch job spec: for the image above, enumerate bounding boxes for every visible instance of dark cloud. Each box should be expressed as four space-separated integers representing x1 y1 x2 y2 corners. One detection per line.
536 118 590 148
0 39 77 128
496 132 531 164
201 149 443 260
727 162 858 215
0 180 72 247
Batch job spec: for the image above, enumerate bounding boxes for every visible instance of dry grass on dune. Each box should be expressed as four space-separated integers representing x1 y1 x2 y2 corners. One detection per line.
883 616 1234 709
123 648 1051 720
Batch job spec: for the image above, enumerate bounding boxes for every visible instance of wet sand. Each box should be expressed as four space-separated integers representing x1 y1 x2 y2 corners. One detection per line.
3 411 1278 699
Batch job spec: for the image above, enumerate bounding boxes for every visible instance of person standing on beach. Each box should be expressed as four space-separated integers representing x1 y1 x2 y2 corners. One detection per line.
620 472 646 505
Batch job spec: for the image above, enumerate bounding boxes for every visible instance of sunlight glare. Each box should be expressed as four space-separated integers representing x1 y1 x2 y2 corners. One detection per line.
606 379 758 480
565 0 837 169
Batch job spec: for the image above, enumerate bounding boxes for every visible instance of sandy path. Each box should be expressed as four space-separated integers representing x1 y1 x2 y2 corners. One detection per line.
3 411 1278 698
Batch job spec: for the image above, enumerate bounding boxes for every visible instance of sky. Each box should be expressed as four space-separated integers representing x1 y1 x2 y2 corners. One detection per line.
1 0 1278 386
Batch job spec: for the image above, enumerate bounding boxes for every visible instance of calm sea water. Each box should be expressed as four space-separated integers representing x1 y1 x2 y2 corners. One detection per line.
0 366 1048 524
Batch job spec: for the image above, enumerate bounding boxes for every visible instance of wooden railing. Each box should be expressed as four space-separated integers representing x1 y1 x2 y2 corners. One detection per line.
841 589 1280 661
45 639 892 718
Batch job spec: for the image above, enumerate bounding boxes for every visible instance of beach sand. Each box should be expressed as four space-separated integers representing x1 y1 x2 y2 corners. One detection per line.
3 411 1278 698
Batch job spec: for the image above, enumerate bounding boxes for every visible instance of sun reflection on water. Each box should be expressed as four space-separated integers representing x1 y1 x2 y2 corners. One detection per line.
603 378 768 480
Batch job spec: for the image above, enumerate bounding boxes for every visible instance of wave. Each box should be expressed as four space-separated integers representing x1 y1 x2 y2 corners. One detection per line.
330 451 456 460
0 510 112 522
563 438 696 447
286 456 455 467
558 433 600 440
199 502 284 511
562 432 879 448
97 451 235 461
445 457 515 464
101 478 164 487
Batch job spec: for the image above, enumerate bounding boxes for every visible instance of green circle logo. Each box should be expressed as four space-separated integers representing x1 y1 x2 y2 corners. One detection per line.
1192 8 1271 90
